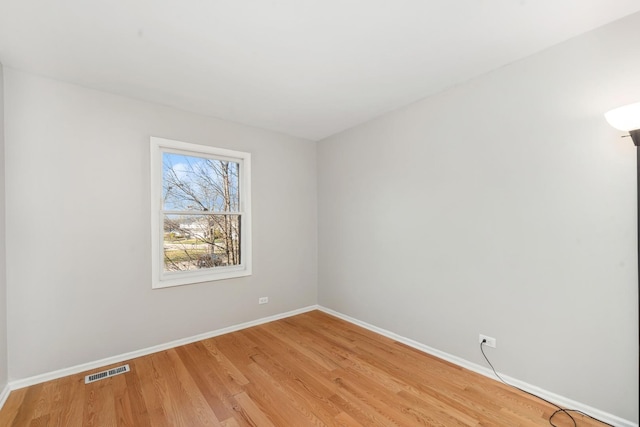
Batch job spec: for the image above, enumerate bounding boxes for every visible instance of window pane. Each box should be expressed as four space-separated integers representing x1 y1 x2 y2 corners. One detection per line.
163 214 241 272
162 153 240 212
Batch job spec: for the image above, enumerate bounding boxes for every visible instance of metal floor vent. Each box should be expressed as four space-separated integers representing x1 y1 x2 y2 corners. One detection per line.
85 364 130 384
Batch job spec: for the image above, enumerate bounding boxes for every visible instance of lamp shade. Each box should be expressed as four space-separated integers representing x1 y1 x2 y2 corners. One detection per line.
605 101 640 131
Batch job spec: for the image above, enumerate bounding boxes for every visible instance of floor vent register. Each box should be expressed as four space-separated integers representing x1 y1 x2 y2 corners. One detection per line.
84 364 130 384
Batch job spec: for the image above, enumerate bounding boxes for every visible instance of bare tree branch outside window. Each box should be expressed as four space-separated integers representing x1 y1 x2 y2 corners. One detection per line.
162 152 241 272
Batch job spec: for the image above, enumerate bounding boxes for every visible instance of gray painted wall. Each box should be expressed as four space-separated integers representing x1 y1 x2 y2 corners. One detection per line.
0 63 8 392
4 68 317 381
318 13 640 423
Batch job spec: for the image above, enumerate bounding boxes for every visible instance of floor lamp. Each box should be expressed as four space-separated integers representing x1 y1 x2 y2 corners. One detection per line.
605 101 640 364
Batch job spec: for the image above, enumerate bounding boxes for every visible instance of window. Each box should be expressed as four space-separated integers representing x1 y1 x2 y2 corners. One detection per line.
150 137 251 288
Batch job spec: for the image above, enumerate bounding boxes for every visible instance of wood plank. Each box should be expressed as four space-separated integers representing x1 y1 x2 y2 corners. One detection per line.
121 359 152 427
49 375 84 427
11 384 47 426
82 376 117 427
133 354 173 427
0 310 613 426
173 343 240 422
164 348 222 426
0 387 28 426
232 391 276 427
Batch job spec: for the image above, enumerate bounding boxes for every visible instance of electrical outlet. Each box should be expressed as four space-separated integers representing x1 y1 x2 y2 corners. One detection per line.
479 334 496 348
258 297 269 304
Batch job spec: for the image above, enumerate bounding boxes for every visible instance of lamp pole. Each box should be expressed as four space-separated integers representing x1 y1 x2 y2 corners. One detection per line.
604 103 640 376
628 131 639 353
628 127 639 377
629 132 640 347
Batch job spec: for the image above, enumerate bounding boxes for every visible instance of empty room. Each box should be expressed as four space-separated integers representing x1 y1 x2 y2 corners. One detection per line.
0 0 639 426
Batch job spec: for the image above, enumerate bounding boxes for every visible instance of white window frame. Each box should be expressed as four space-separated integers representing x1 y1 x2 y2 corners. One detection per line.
150 136 252 289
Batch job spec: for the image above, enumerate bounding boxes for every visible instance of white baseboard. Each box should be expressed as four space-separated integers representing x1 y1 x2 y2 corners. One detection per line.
8 305 318 391
317 306 637 427
0 382 10 410
2 304 636 427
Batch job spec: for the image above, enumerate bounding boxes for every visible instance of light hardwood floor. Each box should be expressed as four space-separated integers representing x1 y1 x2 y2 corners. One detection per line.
0 310 610 426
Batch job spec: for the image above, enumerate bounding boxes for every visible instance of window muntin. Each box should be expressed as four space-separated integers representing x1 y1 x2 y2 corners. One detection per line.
151 137 251 288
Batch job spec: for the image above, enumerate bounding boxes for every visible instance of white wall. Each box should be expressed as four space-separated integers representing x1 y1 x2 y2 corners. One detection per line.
318 12 640 423
4 68 317 380
0 63 8 392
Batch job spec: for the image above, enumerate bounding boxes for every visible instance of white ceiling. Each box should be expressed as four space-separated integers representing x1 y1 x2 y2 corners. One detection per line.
1 1 640 141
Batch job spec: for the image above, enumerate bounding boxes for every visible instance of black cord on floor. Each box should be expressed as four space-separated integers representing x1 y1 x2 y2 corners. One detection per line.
479 341 614 427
